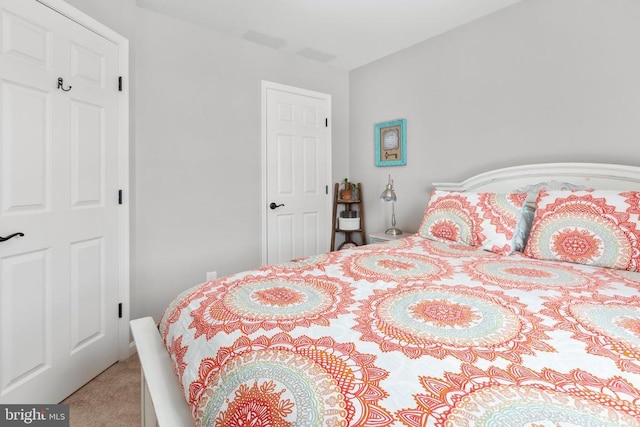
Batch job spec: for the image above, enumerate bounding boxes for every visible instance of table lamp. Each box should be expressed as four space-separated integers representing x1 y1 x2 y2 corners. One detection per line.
380 175 402 236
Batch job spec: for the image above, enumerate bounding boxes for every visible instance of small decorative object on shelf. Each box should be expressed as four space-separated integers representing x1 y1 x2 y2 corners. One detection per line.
338 242 357 250
340 178 358 200
339 210 360 230
331 182 366 251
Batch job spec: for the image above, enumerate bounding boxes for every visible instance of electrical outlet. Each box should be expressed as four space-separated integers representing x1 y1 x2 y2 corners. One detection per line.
206 271 217 281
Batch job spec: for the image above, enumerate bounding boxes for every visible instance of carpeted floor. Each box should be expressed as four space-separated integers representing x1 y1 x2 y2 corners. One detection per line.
62 354 141 427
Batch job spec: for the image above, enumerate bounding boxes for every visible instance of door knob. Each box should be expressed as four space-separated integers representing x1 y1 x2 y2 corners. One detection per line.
270 203 285 210
0 232 24 242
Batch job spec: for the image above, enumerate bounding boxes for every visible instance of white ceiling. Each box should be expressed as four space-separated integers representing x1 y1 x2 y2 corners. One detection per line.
136 0 522 71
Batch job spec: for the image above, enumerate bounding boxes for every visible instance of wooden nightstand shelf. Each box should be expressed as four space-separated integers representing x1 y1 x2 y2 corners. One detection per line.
331 183 366 251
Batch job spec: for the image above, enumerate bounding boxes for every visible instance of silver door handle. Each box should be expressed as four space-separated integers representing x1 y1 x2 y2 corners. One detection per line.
0 232 24 242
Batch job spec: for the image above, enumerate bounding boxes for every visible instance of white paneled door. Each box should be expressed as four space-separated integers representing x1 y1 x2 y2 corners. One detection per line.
0 0 127 403
263 82 331 265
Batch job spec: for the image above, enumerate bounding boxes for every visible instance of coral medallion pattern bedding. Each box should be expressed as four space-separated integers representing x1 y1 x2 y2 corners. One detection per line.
159 235 640 426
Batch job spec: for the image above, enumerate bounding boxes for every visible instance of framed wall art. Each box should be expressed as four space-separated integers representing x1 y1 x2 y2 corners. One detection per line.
374 119 406 167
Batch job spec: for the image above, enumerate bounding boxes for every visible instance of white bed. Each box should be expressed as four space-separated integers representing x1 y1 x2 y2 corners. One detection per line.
131 162 640 426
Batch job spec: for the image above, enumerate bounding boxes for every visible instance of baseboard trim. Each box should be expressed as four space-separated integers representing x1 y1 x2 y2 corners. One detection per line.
129 340 137 357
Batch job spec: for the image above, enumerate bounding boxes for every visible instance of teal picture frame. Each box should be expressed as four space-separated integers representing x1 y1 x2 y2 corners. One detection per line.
375 119 406 167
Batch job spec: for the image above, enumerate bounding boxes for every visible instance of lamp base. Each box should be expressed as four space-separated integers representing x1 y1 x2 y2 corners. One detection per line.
385 227 403 236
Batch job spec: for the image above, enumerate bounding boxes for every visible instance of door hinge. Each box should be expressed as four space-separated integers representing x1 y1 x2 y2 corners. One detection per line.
326 185 328 195
118 302 123 318
118 76 123 92
325 118 328 127
118 189 123 205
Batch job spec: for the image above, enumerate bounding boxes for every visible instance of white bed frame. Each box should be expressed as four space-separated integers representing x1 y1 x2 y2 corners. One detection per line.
130 317 193 426
433 162 640 192
130 162 640 426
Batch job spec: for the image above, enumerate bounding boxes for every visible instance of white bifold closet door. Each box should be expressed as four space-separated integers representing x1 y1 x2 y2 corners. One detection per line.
0 0 122 404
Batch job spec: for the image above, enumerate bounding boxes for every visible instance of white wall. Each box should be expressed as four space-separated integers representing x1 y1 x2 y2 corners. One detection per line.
350 0 640 237
134 9 349 321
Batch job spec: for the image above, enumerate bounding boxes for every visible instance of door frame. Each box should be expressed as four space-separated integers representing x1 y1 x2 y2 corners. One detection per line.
260 81 332 265
37 0 130 361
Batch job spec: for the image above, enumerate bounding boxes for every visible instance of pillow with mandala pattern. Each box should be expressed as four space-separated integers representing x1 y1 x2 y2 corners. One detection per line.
523 190 640 272
418 190 528 255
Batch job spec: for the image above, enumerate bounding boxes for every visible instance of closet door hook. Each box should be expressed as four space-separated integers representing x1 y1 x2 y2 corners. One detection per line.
57 77 72 92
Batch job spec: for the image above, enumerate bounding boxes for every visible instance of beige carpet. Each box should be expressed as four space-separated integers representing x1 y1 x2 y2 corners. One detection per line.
62 354 141 427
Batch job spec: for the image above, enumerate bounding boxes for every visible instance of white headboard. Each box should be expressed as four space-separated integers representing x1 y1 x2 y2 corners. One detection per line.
433 163 640 193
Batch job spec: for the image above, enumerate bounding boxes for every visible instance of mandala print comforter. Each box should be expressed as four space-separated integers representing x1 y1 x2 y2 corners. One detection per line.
159 235 640 426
